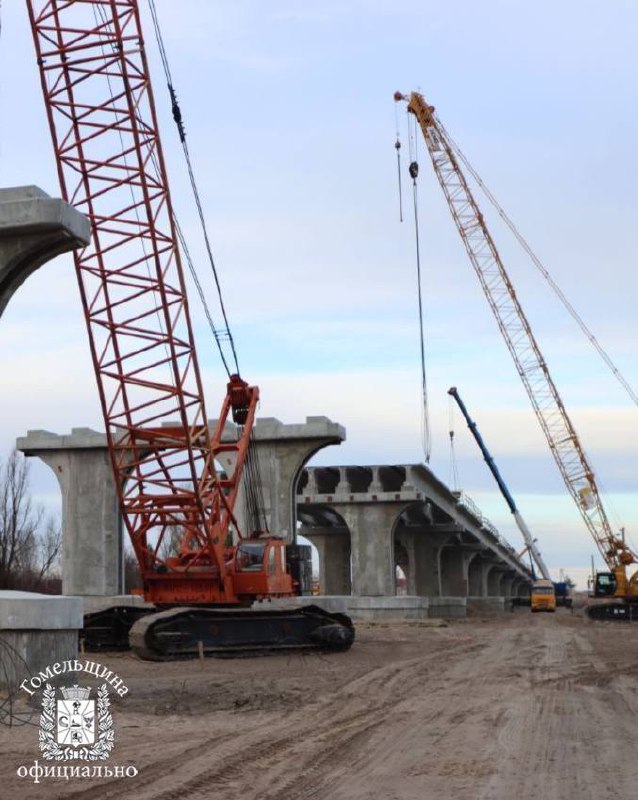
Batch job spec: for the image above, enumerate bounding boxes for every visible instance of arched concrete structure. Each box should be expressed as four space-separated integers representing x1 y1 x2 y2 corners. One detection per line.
297 464 533 605
0 186 90 318
297 506 352 596
468 554 486 596
18 417 344 597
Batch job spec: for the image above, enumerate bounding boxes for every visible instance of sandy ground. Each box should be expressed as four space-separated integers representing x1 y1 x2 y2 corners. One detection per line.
1 608 638 799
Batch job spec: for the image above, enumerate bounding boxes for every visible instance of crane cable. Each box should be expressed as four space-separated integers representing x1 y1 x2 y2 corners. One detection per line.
146 0 240 378
394 101 403 222
437 117 638 408
145 1 273 537
404 113 432 463
91 4 234 381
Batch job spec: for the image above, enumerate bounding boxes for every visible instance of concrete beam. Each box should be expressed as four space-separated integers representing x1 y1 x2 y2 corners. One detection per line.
0 185 90 318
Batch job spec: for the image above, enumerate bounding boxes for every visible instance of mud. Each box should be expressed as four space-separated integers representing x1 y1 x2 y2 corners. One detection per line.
1 609 637 799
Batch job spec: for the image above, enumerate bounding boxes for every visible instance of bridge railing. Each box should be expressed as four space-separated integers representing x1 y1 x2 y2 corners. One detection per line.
453 491 517 556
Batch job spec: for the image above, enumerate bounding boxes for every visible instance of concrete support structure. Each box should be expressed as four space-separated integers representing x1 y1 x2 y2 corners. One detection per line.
17 417 344 597
0 591 83 690
298 463 532 613
17 429 122 596
302 528 351 595
0 185 90 318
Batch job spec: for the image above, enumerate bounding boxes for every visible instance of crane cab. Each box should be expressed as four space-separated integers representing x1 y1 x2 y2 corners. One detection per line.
591 571 617 597
231 539 296 599
531 579 556 612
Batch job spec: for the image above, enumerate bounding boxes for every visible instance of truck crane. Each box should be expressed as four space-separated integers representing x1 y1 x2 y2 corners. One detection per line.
448 386 550 580
448 386 572 610
395 90 638 620
24 0 354 658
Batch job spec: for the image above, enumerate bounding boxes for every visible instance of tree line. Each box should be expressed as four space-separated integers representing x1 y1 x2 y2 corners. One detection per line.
0 450 61 592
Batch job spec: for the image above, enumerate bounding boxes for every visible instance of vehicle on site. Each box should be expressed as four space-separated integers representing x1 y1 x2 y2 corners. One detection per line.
530 580 556 613
448 387 573 609
25 0 354 658
395 90 637 620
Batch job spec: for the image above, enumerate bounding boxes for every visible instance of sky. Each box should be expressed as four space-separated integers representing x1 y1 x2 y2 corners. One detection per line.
0 1 637 588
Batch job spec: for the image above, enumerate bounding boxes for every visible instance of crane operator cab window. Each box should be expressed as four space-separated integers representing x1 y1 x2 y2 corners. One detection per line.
236 542 266 572
594 571 616 596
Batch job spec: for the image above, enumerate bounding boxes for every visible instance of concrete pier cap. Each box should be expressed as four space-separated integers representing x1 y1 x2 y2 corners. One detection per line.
0 185 90 318
17 417 345 598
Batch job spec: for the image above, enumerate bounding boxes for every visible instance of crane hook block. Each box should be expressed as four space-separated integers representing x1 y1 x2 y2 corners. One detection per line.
409 161 419 180
227 374 252 426
395 138 401 151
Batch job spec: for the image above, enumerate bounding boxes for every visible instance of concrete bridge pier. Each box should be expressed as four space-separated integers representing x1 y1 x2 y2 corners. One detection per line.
301 527 351 595
499 572 516 598
487 565 509 597
412 532 453 596
0 185 90 319
342 504 399 596
439 544 484 596
468 555 488 596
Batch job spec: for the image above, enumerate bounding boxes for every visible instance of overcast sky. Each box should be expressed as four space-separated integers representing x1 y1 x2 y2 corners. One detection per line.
1 1 637 587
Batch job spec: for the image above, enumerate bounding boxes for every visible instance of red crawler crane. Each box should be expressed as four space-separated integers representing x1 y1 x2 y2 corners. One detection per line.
25 0 353 657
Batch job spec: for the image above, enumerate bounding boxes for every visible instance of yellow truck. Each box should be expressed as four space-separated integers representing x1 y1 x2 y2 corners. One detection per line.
531 579 557 612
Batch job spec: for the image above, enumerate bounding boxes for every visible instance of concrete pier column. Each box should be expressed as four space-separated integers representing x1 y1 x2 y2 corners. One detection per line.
0 185 90 319
17 429 121 596
299 528 351 595
412 532 450 596
394 529 417 595
343 505 400 596
487 566 505 597
439 546 467 596
468 555 486 596
500 572 516 597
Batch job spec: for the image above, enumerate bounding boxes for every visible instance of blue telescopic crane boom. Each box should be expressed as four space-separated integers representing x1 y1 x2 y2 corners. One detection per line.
448 386 551 581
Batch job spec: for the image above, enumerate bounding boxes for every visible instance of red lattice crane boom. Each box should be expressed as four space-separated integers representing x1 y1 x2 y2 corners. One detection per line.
25 0 261 605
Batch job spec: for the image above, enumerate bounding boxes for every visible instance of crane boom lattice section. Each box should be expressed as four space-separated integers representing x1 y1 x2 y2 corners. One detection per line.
403 91 625 566
26 0 224 574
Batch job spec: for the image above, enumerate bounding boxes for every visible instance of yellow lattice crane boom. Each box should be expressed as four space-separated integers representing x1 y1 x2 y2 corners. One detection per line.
395 90 638 611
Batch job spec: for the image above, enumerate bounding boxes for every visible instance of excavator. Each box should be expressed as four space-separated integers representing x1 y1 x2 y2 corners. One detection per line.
395 90 638 620
24 0 354 658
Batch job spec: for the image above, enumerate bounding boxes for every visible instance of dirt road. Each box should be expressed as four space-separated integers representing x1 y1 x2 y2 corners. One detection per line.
2 609 638 799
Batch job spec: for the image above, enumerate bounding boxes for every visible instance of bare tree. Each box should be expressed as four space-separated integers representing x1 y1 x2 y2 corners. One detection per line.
0 450 61 591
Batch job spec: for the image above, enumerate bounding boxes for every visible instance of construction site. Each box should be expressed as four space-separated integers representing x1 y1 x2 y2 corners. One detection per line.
0 1 637 798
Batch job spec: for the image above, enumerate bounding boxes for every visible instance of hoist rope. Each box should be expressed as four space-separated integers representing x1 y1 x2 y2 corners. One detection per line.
437 117 638 408
91 4 235 378
410 167 431 463
399 109 431 463
147 0 241 377
394 102 403 222
145 1 272 536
